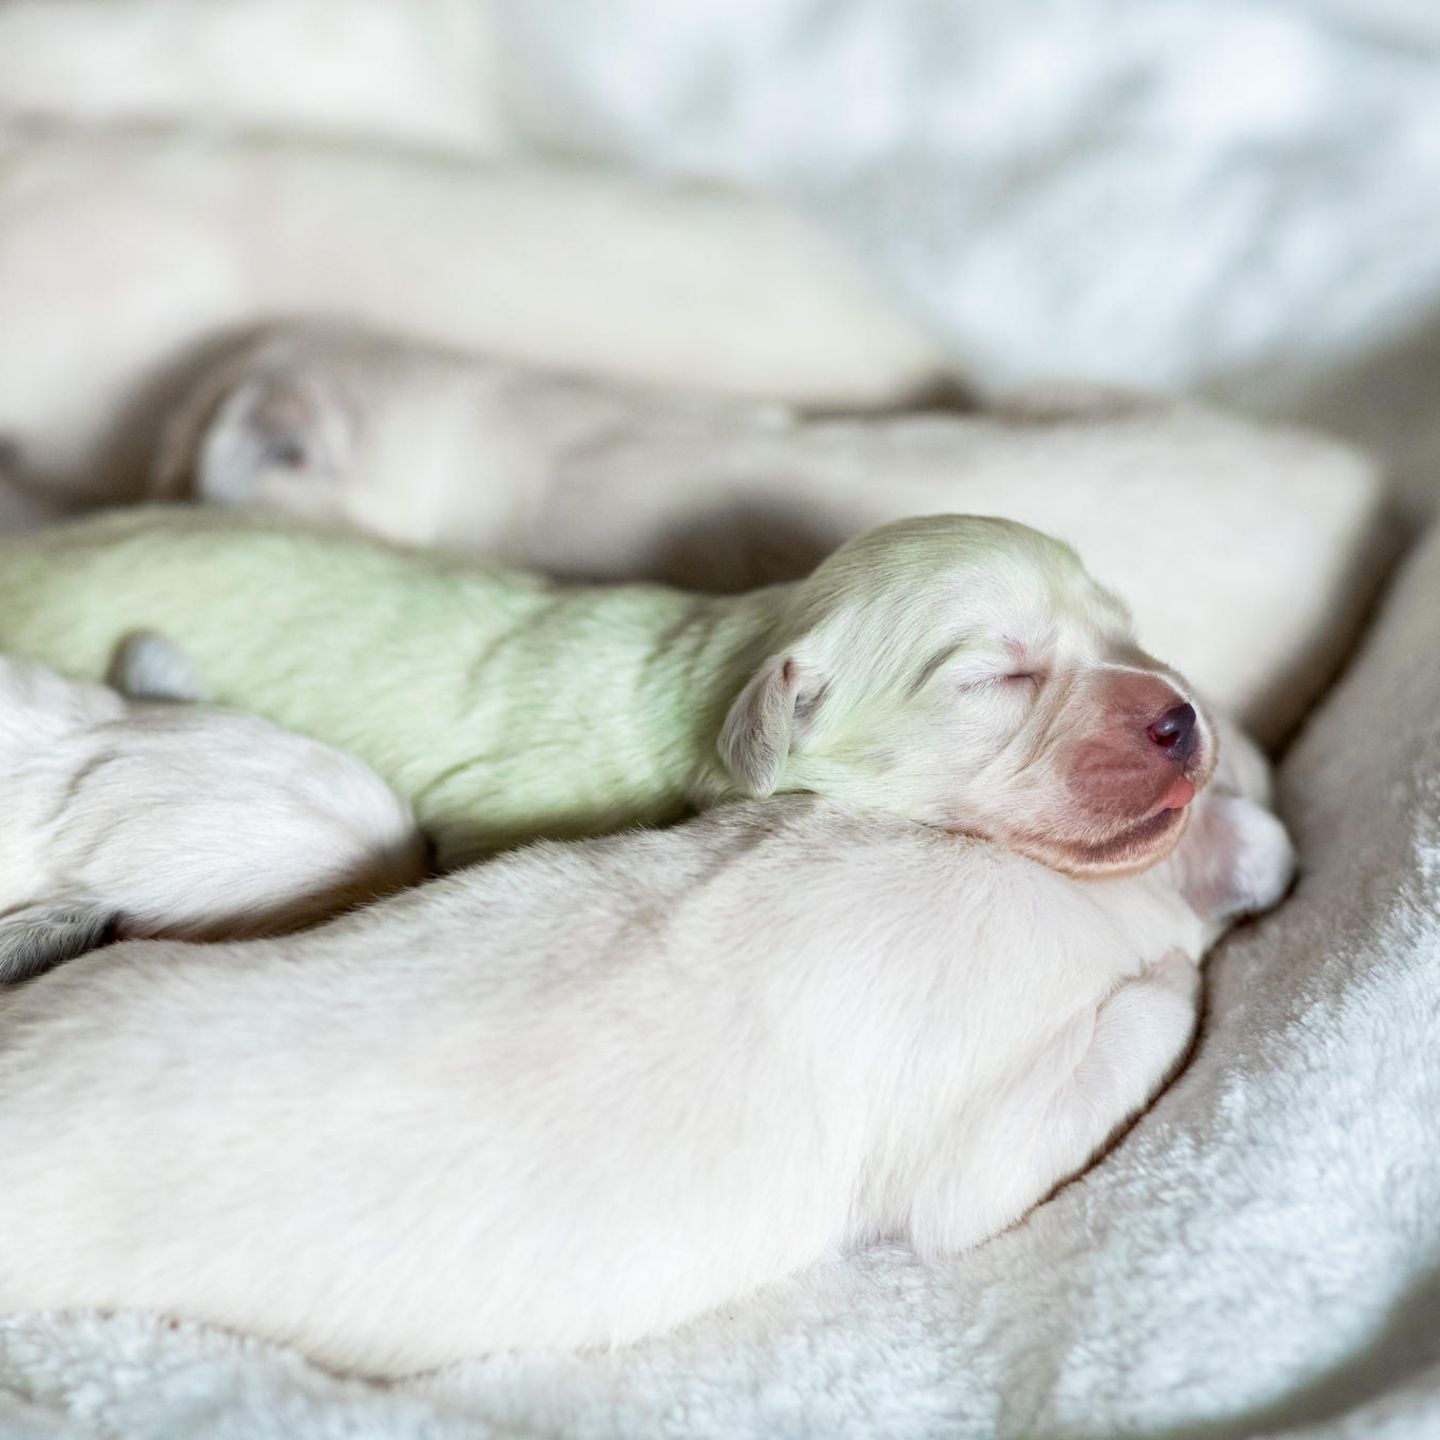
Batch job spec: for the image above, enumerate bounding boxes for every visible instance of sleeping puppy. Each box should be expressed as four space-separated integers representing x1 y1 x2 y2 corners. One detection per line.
0 508 1213 870
0 719 1293 1376
0 633 425 982
147 324 1384 743
0 133 948 509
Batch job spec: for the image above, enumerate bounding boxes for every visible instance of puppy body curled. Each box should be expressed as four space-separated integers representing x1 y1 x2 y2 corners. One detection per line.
0 509 1212 871
0 730 1293 1375
0 641 425 978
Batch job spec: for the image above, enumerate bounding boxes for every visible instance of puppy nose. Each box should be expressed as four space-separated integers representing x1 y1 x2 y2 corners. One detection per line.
1147 702 1196 756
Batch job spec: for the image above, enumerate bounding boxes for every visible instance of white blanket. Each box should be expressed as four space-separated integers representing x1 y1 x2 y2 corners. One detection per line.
501 0 1440 520
2 520 1438 1437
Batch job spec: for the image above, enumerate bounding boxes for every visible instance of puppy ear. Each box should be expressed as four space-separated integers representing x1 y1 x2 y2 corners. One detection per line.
150 352 251 499
0 901 118 984
1179 794 1296 922
154 363 338 504
718 654 826 797
105 630 211 705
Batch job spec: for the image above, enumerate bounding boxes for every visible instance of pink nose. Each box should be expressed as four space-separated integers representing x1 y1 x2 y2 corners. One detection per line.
1147 702 1197 759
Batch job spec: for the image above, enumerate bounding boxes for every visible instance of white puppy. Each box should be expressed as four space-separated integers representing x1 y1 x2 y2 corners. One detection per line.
0 128 948 507
150 324 1385 743
0 720 1292 1376
0 634 426 982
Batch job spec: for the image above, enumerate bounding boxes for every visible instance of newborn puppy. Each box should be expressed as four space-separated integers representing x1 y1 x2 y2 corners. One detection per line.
148 324 1384 744
0 634 425 981
0 508 1213 870
0 135 948 509
0 721 1293 1375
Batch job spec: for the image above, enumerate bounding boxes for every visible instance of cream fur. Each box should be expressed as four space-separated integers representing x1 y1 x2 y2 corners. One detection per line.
0 722 1292 1376
0 128 949 507
151 324 1386 743
0 636 425 980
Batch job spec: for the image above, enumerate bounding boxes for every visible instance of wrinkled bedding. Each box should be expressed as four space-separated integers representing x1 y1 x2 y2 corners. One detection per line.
504 0 1440 523
2 2 1439 1437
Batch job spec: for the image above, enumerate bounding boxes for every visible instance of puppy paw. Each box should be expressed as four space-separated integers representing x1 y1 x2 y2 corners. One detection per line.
106 631 211 705
1181 794 1296 922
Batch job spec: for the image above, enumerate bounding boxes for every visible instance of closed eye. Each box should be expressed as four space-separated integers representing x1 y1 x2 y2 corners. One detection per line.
951 670 1044 696
260 438 309 470
1001 671 1045 693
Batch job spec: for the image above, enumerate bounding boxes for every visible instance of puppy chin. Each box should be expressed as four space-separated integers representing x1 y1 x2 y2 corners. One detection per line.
1007 803 1194 878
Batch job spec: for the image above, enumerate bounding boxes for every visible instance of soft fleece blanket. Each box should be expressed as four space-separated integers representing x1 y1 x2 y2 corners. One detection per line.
502 0 1440 519
0 529 1436 1439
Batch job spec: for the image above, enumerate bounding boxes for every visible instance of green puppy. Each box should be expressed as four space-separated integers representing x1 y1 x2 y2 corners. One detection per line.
0 507 1211 873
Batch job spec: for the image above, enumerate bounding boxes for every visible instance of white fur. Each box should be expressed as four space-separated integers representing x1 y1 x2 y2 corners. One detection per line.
0 722 1291 1376
152 325 1386 744
0 640 425 979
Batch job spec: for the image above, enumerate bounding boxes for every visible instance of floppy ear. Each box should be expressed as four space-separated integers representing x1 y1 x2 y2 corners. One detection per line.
718 654 826 797
150 351 252 499
153 364 337 504
0 901 118 984
105 630 211 705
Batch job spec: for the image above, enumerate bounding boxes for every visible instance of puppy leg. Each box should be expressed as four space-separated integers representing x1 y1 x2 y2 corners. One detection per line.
909 953 1200 1255
105 630 210 704
1179 793 1296 923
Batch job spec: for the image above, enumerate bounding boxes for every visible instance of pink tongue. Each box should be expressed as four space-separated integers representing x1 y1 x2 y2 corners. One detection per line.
1159 775 1196 812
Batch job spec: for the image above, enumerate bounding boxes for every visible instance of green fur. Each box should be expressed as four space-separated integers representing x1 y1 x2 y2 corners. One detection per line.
0 507 1097 865
0 508 778 862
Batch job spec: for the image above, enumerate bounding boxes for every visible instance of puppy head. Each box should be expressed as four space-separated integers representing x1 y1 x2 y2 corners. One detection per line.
150 328 493 546
719 515 1216 875
151 332 359 517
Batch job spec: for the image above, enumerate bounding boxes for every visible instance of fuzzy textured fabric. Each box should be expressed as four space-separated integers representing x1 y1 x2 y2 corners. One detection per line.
1 523 1437 1437
500 0 1440 501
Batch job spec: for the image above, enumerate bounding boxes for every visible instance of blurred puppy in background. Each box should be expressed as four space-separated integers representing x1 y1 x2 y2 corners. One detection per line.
0 633 425 982
148 323 1382 742
0 715 1292 1375
0 510 1214 870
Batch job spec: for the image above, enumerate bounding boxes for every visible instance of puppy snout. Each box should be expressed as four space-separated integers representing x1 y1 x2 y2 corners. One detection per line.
1147 702 1197 761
